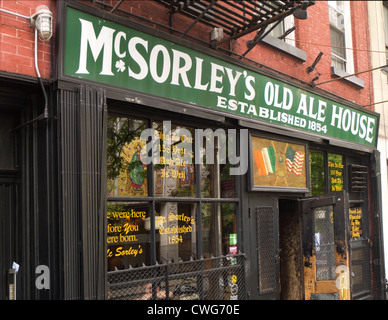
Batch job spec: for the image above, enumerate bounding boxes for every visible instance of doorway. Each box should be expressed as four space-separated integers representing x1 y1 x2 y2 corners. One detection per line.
299 192 351 300
279 199 303 300
0 108 21 299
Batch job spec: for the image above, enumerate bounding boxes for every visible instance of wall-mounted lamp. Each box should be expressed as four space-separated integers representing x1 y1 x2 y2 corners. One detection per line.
307 52 323 73
0 4 53 128
29 5 53 42
211 27 224 48
293 1 310 20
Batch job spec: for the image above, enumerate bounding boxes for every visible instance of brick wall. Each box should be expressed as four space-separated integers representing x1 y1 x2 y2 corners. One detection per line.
100 0 373 110
0 0 55 79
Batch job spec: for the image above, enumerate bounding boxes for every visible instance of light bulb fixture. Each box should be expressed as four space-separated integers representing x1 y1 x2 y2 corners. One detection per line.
293 1 310 20
29 5 53 42
307 52 323 73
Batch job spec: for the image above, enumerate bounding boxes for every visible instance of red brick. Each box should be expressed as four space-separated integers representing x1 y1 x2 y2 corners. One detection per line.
1 41 17 54
0 0 374 99
0 24 17 37
17 44 34 58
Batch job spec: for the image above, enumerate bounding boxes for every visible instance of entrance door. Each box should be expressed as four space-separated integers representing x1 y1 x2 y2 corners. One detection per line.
247 195 280 300
0 109 21 299
300 191 351 300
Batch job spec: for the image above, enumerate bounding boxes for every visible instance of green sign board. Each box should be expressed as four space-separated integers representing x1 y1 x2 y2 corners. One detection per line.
64 7 378 147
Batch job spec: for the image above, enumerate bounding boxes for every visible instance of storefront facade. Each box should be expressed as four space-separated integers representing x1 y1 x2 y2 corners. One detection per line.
0 0 385 300
51 1 384 300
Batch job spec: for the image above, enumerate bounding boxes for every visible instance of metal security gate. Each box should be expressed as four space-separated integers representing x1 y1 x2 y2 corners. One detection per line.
247 196 280 300
256 207 278 295
107 254 246 300
58 84 107 299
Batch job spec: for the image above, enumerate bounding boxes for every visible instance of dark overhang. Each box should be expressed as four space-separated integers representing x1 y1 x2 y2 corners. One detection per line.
88 0 315 50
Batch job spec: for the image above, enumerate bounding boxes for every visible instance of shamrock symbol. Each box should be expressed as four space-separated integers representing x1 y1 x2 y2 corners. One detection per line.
115 60 125 72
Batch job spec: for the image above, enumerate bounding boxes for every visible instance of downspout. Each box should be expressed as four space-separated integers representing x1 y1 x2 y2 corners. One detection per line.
10 28 49 131
34 28 49 120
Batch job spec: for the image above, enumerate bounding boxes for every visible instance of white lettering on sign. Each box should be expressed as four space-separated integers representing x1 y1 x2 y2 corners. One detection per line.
76 18 114 76
331 105 375 143
75 17 257 102
68 10 377 147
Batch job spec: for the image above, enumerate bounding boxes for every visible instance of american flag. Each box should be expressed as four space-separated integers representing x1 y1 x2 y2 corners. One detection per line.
285 146 305 176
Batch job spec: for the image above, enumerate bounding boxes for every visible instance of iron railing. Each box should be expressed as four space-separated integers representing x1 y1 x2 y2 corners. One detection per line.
107 253 246 300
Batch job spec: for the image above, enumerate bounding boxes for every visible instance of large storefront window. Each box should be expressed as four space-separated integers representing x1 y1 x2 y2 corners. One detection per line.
107 113 239 270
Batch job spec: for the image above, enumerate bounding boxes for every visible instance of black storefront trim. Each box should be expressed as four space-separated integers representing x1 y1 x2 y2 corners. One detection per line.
52 0 385 300
57 84 107 299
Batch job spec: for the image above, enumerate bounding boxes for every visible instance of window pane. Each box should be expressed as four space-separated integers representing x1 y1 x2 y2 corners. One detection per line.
383 4 388 46
269 20 284 39
328 153 344 192
200 132 236 198
329 4 345 30
329 2 347 71
309 150 325 195
220 164 236 198
201 203 237 257
328 1 345 16
107 202 150 270
385 1 388 63
331 54 346 71
330 27 346 58
153 121 196 197
155 202 197 263
386 46 388 65
107 115 148 197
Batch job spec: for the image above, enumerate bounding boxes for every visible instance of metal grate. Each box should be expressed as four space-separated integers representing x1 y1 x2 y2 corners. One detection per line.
349 164 368 193
313 206 336 281
88 1 315 45
350 242 371 297
154 1 314 40
256 207 277 295
107 254 246 300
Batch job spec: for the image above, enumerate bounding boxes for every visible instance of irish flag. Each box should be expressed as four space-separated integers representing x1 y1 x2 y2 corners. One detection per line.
254 146 276 176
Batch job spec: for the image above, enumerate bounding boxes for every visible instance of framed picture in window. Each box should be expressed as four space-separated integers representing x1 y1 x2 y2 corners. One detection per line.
249 135 309 192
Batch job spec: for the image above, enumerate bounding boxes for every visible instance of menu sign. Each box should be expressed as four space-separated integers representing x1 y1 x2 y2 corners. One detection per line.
349 207 362 239
328 155 344 192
